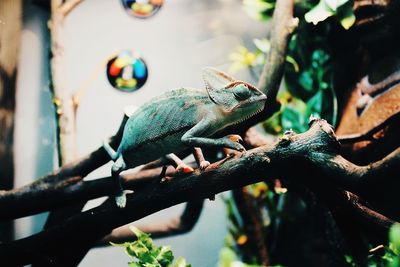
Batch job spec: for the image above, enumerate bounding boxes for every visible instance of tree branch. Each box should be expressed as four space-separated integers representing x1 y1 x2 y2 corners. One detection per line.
58 0 83 17
337 112 400 144
257 0 299 96
0 119 398 222
99 200 204 245
0 119 397 265
0 115 127 218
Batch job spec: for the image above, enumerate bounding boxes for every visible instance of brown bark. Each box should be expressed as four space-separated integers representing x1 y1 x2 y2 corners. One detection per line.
0 119 397 266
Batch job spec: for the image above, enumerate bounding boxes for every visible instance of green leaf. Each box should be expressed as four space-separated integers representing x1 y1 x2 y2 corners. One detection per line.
174 257 191 267
298 70 314 92
337 3 355 29
130 226 154 250
306 91 323 116
243 0 275 21
304 1 334 25
155 246 174 265
126 242 149 258
389 223 400 252
254 38 271 53
325 0 349 10
339 12 355 29
116 225 191 267
217 247 238 267
286 55 299 72
281 106 307 133
305 0 354 28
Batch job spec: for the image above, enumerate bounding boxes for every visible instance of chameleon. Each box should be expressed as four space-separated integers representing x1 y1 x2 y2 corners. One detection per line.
103 67 267 208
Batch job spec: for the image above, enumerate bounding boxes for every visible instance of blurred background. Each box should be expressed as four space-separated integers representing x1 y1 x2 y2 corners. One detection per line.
12 0 268 265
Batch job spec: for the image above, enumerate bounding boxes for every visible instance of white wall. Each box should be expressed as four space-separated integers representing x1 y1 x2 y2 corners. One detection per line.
15 0 268 266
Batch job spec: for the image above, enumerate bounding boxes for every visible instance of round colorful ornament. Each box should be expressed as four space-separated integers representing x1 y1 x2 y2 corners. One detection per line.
122 0 163 18
106 50 148 92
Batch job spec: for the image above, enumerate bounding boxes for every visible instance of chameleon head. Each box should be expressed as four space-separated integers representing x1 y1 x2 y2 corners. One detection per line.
203 67 267 123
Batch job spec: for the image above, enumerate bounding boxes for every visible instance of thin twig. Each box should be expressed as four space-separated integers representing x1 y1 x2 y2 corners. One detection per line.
58 0 84 17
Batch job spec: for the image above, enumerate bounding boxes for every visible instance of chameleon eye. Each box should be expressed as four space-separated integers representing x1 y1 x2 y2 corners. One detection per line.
233 84 251 100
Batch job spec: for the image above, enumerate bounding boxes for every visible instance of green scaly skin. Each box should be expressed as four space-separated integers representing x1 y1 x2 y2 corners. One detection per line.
103 67 267 208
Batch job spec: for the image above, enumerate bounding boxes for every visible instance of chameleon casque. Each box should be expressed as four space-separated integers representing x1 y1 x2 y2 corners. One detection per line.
103 67 267 208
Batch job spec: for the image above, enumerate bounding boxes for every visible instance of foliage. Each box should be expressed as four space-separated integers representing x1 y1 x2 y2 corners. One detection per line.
220 0 359 265
345 224 400 267
113 226 191 267
217 247 263 267
305 0 355 29
218 183 287 266
231 0 345 135
243 0 275 21
243 0 355 29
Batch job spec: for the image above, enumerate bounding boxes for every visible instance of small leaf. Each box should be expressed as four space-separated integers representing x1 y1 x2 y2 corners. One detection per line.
130 226 154 250
298 70 314 92
325 0 350 10
286 55 299 72
338 3 355 29
281 106 307 133
254 38 271 53
218 247 237 267
306 91 323 116
339 12 355 29
243 0 275 21
389 223 400 251
155 246 174 265
129 226 147 239
174 257 191 267
304 1 334 25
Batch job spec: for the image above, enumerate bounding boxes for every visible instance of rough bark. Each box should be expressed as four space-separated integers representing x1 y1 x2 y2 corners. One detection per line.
0 119 397 266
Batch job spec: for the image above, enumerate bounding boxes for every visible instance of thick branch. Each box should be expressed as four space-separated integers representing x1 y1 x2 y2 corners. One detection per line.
99 200 204 245
0 119 398 221
257 0 299 96
230 0 298 132
337 112 400 144
0 119 397 265
0 115 127 216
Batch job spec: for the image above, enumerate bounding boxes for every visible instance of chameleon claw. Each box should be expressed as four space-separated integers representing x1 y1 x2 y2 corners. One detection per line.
115 192 127 208
200 160 211 170
176 164 194 174
227 134 243 143
182 166 194 173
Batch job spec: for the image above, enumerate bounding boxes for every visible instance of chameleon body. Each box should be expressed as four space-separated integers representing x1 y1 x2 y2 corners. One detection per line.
104 68 267 207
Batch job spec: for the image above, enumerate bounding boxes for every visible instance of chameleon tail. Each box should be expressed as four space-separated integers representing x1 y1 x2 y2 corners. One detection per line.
102 140 119 161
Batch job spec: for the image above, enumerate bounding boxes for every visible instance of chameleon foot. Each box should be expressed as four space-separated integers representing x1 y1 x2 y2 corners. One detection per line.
176 164 194 174
115 192 127 208
193 147 210 171
226 134 243 143
199 160 210 170
224 134 246 152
